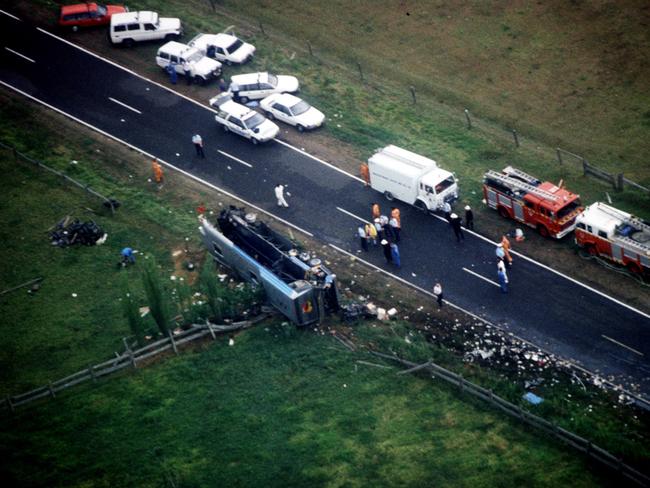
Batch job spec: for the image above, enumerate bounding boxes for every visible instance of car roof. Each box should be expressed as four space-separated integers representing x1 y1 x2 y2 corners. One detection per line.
231 72 269 84
220 99 252 118
61 3 99 15
196 33 240 48
270 93 303 106
112 11 156 23
159 41 195 55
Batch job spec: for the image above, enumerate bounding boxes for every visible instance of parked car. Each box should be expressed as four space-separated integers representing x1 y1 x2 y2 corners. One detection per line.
109 11 182 46
260 93 325 132
229 72 299 104
156 41 221 84
188 32 255 65
209 93 279 144
59 3 127 31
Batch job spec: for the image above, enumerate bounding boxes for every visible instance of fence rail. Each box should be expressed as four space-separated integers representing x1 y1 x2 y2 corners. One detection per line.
0 316 267 412
371 351 649 487
0 140 118 213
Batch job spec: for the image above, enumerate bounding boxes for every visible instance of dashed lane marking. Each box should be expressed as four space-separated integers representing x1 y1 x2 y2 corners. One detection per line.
217 150 252 168
5 47 34 63
108 97 141 114
0 10 21 21
336 206 369 224
602 335 644 357
462 267 500 287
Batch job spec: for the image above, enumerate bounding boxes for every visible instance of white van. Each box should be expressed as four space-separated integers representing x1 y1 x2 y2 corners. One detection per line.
110 11 182 46
156 41 221 84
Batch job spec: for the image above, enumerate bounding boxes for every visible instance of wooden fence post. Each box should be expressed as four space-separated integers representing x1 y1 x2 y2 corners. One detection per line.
356 62 364 82
582 158 588 176
258 21 265 36
464 109 472 129
512 129 519 147
409 86 416 104
168 330 179 356
616 173 624 192
6 396 15 413
48 381 56 399
206 321 216 340
129 349 137 369
458 375 464 392
89 364 97 382
556 148 563 165
307 41 313 56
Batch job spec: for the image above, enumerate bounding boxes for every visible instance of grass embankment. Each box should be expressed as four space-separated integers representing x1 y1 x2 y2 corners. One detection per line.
0 325 606 488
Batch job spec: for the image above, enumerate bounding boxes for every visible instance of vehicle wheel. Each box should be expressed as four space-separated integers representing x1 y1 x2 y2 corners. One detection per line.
266 112 274 120
225 59 233 66
626 261 642 275
384 191 394 201
537 225 550 238
497 206 510 219
123 38 134 48
297 124 305 133
164 34 176 42
194 75 205 86
251 137 259 145
223 125 229 132
414 200 428 212
239 96 249 104
586 245 598 256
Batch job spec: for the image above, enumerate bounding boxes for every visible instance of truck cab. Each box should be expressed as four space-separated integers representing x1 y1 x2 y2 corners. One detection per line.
418 170 457 211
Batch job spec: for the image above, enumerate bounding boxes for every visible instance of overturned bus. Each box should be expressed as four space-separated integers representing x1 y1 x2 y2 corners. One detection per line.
199 207 340 326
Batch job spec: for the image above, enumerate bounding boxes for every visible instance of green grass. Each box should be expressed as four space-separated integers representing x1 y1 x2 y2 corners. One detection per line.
0 325 607 488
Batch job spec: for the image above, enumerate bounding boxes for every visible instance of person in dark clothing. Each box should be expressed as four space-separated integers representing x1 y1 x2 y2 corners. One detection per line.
433 282 443 307
381 239 392 264
449 213 464 242
464 205 474 230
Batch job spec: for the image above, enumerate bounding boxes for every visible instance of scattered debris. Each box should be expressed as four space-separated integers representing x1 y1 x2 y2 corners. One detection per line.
523 392 544 405
0 277 43 297
49 218 106 247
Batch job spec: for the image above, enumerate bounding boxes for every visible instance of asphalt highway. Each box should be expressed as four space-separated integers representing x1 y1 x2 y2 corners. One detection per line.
1 11 649 402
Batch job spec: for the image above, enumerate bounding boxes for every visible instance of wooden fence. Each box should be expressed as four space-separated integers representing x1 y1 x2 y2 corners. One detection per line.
0 316 267 412
0 140 118 213
371 351 650 487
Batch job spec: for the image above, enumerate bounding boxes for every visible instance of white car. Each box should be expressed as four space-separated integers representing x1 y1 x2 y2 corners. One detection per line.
260 93 325 132
229 72 299 104
188 33 255 65
110 11 182 46
156 41 221 84
209 93 279 144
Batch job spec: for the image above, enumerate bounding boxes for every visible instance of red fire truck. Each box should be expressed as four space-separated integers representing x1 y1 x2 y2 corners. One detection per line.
483 166 583 239
575 202 650 275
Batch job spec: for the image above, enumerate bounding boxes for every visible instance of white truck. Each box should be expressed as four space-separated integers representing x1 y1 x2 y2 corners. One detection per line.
368 145 459 212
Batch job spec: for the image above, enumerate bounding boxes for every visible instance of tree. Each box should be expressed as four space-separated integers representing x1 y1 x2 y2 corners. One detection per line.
121 280 145 347
142 257 170 336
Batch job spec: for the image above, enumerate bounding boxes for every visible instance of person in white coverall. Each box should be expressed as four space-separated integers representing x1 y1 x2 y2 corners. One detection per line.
275 184 289 207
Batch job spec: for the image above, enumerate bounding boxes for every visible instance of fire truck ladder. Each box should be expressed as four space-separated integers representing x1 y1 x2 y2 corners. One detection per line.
485 170 558 201
502 166 541 185
596 203 650 252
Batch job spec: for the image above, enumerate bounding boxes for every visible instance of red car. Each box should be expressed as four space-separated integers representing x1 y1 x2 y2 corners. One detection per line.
59 3 127 31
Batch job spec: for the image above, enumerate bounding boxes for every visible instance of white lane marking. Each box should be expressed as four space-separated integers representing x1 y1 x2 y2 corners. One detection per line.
108 97 141 114
329 243 650 407
217 149 252 168
462 267 500 287
602 335 644 357
5 47 34 63
336 206 369 224
0 10 21 21
0 80 314 239
274 139 365 183
25 27 650 322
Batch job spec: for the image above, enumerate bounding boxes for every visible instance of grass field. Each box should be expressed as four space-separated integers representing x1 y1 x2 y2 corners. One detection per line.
0 325 607 488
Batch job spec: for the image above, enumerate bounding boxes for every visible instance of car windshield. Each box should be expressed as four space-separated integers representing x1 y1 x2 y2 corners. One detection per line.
267 73 278 87
245 112 266 129
226 38 243 54
434 176 455 193
186 50 203 63
290 100 310 115
557 199 582 219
